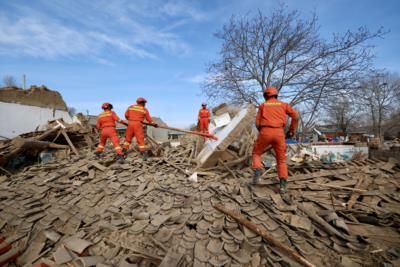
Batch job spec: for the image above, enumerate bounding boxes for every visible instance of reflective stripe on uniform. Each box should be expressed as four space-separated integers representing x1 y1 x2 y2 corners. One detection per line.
264 102 282 106
138 145 145 148
128 107 145 113
115 146 122 150
123 141 130 145
98 112 112 118
97 145 105 148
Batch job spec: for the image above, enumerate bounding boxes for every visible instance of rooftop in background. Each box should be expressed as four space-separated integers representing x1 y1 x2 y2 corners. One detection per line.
316 124 370 134
0 85 68 111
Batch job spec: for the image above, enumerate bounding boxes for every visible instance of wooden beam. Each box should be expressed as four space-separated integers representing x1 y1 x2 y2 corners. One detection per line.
213 203 316 267
219 159 238 179
259 168 355 185
61 130 79 156
305 182 367 193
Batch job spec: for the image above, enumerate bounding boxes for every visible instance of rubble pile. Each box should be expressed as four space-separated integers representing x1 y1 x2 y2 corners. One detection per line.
0 118 96 170
1 140 400 266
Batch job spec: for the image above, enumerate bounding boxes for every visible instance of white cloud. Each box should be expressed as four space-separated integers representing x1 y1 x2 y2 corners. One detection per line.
0 17 92 58
160 1 208 21
0 0 204 60
184 73 207 84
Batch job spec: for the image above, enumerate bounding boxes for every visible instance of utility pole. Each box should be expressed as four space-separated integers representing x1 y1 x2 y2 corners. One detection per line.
23 74 26 89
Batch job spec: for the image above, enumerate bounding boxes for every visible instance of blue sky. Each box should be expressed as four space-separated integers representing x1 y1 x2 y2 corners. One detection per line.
0 0 399 127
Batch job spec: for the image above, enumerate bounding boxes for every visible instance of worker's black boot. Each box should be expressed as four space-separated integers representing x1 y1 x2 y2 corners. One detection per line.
94 151 103 159
279 179 288 194
116 154 125 163
140 151 148 161
252 169 261 185
279 179 292 204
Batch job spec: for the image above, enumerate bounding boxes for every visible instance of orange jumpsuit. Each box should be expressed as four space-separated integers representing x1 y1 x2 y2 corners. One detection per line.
123 104 153 152
198 108 210 133
96 111 123 155
252 99 299 179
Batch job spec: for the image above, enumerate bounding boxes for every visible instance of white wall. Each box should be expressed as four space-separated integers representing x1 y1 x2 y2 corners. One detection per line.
0 101 72 139
311 145 369 162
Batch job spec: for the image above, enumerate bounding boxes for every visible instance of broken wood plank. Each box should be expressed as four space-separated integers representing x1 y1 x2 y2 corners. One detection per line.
347 175 371 209
260 168 356 185
298 203 354 242
0 166 12 176
305 182 367 193
163 159 187 175
213 203 316 267
88 161 106 172
219 159 238 179
61 130 79 156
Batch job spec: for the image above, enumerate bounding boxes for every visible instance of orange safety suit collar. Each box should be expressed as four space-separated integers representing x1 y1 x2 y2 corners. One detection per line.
96 110 120 129
256 98 299 131
125 104 153 123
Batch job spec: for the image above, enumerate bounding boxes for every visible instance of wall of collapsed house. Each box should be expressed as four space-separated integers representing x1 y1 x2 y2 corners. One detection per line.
0 86 73 140
0 102 72 139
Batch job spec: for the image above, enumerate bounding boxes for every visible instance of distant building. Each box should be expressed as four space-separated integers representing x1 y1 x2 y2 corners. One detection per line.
316 124 371 142
0 86 72 140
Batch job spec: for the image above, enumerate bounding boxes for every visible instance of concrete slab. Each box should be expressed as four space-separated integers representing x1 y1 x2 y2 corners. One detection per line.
196 104 255 167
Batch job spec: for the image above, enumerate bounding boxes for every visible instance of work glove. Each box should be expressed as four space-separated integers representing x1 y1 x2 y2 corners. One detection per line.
152 123 159 128
286 131 295 139
256 124 261 131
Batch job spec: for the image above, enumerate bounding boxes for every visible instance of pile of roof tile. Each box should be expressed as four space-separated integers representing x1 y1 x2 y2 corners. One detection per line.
0 139 400 266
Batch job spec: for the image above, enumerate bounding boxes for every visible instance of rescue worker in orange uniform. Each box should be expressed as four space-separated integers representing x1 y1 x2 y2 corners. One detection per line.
95 103 124 161
252 87 299 193
198 103 210 133
123 97 158 159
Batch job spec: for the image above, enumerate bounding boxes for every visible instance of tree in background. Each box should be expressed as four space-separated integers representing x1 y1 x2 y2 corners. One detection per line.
203 5 385 136
323 95 361 136
357 71 400 140
2 75 17 87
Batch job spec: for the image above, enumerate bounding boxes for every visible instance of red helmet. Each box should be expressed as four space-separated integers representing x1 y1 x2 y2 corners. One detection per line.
101 102 113 109
264 87 278 97
136 97 147 104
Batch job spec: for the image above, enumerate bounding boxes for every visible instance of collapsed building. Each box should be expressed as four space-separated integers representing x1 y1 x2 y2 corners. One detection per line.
0 86 73 140
0 97 399 266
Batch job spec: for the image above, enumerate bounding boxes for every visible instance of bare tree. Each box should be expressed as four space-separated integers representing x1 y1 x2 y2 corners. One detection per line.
203 6 385 134
323 95 361 136
357 71 400 140
2 75 17 87
296 104 320 141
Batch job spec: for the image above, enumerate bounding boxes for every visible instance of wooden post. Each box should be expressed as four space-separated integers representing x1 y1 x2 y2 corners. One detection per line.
218 159 238 179
61 130 79 156
213 203 316 267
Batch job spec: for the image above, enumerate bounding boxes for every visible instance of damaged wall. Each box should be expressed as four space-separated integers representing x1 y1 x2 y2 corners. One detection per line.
0 102 72 139
0 86 72 139
311 144 368 162
0 86 68 111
